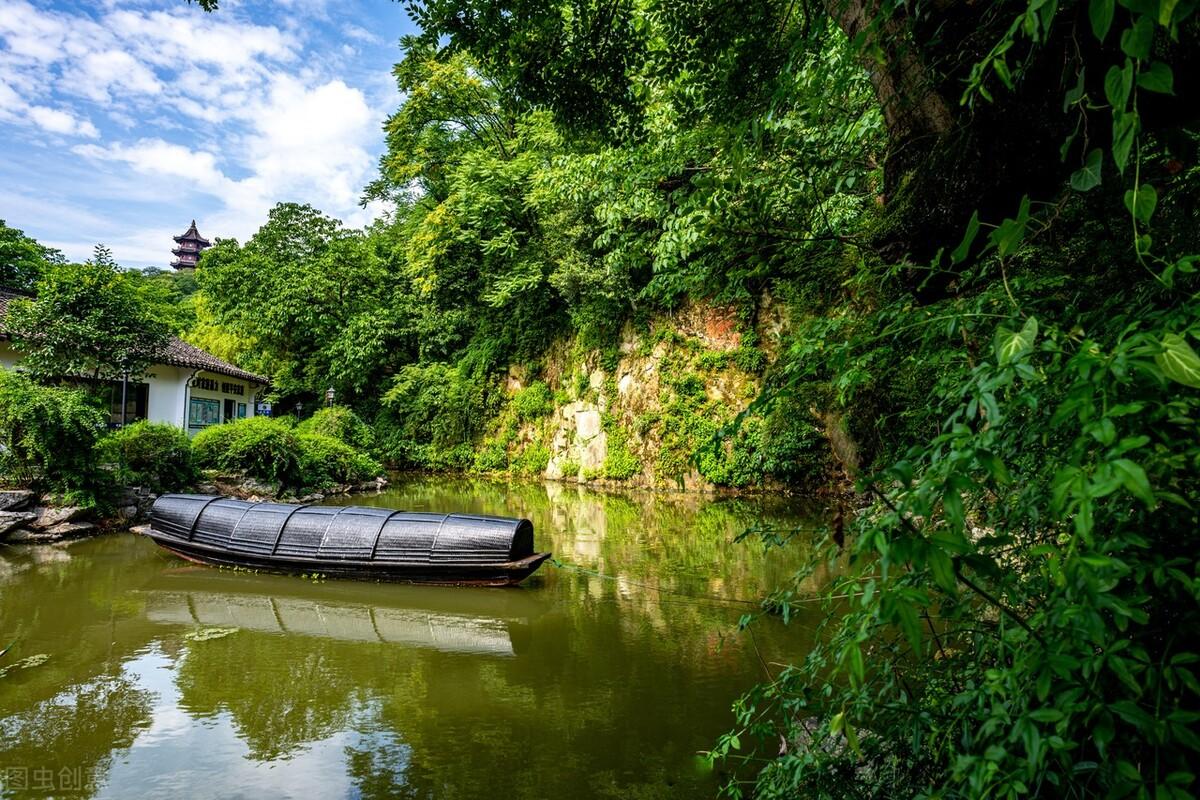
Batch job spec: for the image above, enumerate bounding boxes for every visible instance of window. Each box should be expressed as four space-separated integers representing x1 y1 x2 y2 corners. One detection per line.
194 377 218 392
237 402 247 419
189 397 220 429
106 381 148 428
222 382 245 396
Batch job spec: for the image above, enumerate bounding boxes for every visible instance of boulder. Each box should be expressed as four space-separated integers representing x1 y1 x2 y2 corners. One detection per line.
8 521 97 543
0 489 35 511
6 528 51 544
574 407 602 441
0 511 38 539
116 505 140 522
30 505 89 530
45 521 97 539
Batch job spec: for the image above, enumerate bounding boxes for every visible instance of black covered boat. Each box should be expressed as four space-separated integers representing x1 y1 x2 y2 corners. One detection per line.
138 494 551 586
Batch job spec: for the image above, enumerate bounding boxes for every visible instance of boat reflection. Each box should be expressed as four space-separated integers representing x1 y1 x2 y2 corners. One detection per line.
139 568 550 657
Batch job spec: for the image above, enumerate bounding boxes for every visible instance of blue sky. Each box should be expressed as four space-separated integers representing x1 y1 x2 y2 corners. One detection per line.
0 0 416 267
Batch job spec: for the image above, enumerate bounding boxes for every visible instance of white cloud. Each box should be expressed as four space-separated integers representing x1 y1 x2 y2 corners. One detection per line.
63 50 163 103
73 139 230 192
342 24 382 44
0 0 402 265
27 105 99 137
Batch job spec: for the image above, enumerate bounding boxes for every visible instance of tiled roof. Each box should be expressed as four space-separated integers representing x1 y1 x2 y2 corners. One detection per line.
0 290 268 385
173 219 211 246
156 337 267 384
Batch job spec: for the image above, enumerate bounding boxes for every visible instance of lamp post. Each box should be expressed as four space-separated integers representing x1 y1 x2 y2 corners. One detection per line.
325 387 335 407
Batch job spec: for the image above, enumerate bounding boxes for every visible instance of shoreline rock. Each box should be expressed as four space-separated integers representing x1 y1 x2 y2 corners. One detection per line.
0 490 35 511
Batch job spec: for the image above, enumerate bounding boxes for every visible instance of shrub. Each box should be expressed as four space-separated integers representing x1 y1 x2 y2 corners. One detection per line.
98 421 197 493
602 432 640 480
297 406 375 452
192 416 303 488
295 432 382 490
378 363 497 466
0 368 108 502
511 381 553 422
511 443 551 476
473 440 508 472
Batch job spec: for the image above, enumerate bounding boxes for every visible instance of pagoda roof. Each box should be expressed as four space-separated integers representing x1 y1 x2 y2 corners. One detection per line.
173 220 211 246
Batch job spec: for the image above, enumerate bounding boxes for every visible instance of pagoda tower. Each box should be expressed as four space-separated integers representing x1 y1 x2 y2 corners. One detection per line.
171 220 211 270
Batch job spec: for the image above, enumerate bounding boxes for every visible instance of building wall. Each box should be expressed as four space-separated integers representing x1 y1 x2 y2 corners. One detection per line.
1 342 264 434
144 365 188 427
184 370 262 436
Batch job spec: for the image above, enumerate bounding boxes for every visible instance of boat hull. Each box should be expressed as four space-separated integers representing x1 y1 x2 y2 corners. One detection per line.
138 494 551 587
137 528 551 587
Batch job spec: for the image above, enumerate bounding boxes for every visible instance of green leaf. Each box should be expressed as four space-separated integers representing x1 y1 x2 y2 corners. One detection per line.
1123 184 1158 224
942 485 965 533
929 547 958 594
1089 0 1115 40
951 210 981 264
1070 149 1103 191
1160 0 1182 25
994 316 1039 365
1030 708 1065 723
1156 333 1200 388
1137 62 1174 94
1112 111 1139 174
1112 459 1155 507
990 196 1031 257
1120 16 1155 60
1104 62 1134 111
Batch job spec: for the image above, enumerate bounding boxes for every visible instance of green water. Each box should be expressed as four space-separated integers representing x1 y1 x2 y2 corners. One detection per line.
0 476 830 799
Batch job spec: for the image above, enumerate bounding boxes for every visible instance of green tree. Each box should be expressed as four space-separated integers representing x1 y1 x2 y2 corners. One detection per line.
6 246 171 382
0 219 63 292
197 203 400 402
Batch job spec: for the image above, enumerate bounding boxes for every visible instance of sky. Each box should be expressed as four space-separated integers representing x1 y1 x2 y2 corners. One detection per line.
0 0 416 267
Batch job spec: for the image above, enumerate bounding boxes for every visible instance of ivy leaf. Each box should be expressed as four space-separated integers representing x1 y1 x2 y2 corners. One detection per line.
1112 111 1139 174
994 317 1039 365
1070 149 1103 192
1104 62 1134 111
1136 62 1174 94
1123 184 1158 224
1156 333 1200 388
1089 0 1115 41
1120 16 1155 60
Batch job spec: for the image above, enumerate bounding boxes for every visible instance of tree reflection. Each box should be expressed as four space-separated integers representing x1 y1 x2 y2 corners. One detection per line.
0 674 152 800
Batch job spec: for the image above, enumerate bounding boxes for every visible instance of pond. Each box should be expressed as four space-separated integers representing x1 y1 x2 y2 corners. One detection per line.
0 476 833 799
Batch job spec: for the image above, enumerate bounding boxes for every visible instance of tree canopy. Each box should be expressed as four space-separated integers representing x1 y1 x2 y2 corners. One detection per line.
166 0 1200 795
6 246 171 382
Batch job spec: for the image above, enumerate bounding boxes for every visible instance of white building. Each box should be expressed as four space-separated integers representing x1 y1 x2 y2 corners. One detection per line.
0 290 269 435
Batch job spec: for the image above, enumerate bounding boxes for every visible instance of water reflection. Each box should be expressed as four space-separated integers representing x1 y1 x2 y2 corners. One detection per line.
141 570 549 656
1 476 826 799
